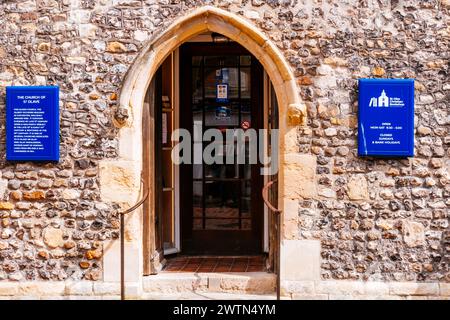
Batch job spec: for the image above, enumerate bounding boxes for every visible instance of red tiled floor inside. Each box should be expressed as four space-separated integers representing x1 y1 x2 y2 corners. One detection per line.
162 256 267 273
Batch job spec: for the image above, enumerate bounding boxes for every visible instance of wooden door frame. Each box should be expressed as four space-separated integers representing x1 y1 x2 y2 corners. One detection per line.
142 46 278 273
142 70 164 275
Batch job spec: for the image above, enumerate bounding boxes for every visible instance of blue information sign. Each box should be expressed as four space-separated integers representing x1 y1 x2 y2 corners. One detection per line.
6 86 59 161
358 79 414 157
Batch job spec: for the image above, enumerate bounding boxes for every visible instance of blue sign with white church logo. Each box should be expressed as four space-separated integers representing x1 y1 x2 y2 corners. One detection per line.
6 86 59 161
358 79 414 157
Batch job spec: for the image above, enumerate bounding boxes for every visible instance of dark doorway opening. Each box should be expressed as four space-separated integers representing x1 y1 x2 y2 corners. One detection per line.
179 42 264 255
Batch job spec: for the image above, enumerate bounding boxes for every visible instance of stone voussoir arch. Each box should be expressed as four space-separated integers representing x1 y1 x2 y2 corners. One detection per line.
115 5 305 131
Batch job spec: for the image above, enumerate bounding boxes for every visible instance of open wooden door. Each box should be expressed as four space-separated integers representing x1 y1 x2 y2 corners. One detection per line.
143 68 164 274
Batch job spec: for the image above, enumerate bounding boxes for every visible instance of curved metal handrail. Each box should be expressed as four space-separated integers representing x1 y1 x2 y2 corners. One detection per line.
262 179 281 214
120 175 149 300
120 178 280 299
119 177 149 216
261 179 282 301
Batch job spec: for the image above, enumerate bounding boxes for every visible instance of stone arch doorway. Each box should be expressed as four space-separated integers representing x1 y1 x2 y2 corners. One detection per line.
110 6 305 278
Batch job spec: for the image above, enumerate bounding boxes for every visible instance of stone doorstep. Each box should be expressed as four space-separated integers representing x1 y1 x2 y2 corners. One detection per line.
142 272 276 295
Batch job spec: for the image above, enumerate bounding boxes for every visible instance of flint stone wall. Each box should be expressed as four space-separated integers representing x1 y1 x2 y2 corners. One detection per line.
0 0 448 285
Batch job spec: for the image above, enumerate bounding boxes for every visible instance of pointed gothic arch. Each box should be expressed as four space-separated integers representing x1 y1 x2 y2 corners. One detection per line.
116 6 304 131
102 5 306 282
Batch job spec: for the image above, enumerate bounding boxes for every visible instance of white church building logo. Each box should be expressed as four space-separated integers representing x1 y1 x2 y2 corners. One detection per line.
369 89 405 107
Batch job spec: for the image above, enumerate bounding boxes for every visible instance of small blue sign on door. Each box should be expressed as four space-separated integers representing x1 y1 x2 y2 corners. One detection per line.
6 86 59 161
358 79 414 157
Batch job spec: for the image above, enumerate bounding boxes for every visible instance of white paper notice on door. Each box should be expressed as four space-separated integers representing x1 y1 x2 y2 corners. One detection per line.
162 112 167 144
216 84 228 100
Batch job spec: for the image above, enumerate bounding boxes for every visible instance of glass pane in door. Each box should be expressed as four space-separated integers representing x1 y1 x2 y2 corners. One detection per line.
190 54 254 231
205 181 239 230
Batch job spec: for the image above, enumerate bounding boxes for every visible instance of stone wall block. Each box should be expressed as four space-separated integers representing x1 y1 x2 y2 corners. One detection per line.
287 103 307 126
99 160 141 203
283 154 317 199
64 282 94 296
389 283 439 296
281 240 321 281
315 281 365 295
440 283 450 296
347 175 369 200
402 221 426 248
43 227 64 248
